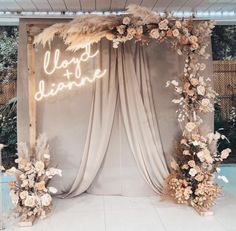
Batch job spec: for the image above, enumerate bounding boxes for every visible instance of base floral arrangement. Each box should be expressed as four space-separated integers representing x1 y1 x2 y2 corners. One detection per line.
1 135 61 225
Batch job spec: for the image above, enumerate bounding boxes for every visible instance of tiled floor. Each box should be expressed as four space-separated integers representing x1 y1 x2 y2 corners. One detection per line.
3 165 236 231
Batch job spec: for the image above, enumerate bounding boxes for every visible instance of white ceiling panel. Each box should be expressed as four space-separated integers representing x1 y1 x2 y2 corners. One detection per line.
153 0 175 12
48 0 66 10
16 0 37 11
0 0 22 11
167 0 189 11
64 0 81 11
32 0 53 11
110 0 126 11
126 0 142 8
140 0 157 9
0 0 235 14
96 0 111 11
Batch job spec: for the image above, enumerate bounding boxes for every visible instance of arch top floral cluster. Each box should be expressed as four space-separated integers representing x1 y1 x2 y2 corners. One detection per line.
34 4 230 214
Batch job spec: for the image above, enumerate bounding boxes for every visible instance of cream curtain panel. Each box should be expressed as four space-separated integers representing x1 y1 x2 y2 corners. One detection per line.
64 41 168 198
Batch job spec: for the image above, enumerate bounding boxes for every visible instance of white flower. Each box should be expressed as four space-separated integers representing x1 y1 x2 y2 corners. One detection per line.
185 122 196 132
172 29 179 37
190 78 199 86
197 86 205 96
171 80 179 86
48 187 58 194
201 98 210 107
218 175 229 183
189 168 197 177
10 190 19 205
221 148 231 160
123 16 130 25
113 41 119 49
150 29 160 39
21 179 29 188
46 168 62 178
40 194 52 207
25 195 36 207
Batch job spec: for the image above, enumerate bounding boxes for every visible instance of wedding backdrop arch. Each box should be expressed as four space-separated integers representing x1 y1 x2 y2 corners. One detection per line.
20 5 231 215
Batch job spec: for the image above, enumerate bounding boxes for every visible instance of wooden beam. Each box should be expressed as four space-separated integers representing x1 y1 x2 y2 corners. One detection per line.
27 33 37 156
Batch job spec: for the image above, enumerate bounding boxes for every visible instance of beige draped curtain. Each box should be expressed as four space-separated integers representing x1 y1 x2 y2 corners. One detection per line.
63 41 169 198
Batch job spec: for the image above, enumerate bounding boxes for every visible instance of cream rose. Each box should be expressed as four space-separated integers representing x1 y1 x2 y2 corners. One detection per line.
189 35 198 43
150 29 160 39
188 160 196 168
172 29 180 37
159 19 168 30
175 20 182 29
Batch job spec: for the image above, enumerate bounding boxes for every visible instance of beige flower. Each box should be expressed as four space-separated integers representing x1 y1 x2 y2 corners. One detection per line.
123 16 131 25
201 98 210 107
182 164 189 170
197 151 205 162
185 122 196 132
20 191 28 200
159 19 168 30
35 181 46 191
195 174 204 182
35 161 45 172
190 78 199 86
189 35 198 43
188 160 196 168
197 85 206 96
172 29 180 37
150 28 160 39
49 187 58 194
175 21 182 29
221 148 231 160
191 42 199 50
127 27 136 36
24 195 36 207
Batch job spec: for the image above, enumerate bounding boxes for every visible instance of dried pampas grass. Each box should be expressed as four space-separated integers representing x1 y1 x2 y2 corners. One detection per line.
34 23 65 47
34 14 122 50
126 4 161 24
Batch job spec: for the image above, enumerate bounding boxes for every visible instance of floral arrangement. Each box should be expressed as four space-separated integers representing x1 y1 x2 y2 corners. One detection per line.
34 4 231 214
0 135 61 225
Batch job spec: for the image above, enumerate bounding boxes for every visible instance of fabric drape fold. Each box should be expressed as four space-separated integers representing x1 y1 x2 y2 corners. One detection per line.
63 42 118 198
118 44 169 193
62 41 169 197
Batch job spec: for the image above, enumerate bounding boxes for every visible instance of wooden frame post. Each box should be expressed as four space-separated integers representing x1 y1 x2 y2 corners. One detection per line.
27 33 36 156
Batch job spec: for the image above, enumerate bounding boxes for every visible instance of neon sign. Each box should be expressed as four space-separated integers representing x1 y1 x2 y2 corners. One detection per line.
35 44 107 101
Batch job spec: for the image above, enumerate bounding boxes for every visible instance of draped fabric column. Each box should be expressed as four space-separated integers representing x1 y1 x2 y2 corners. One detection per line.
118 43 169 193
63 42 118 198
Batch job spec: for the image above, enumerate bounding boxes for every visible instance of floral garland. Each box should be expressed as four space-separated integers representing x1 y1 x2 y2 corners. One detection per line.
0 135 62 225
34 4 231 213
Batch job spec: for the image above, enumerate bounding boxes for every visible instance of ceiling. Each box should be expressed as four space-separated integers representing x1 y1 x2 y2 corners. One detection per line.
0 0 235 13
